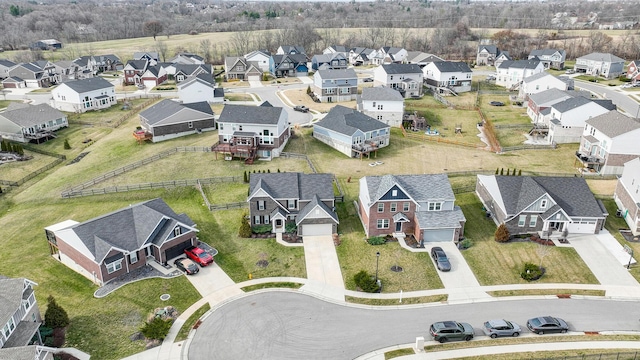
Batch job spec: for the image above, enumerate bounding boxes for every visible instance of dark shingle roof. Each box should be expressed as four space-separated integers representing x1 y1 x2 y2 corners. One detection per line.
585 111 640 138
296 194 339 224
249 173 335 201
125 60 148 70
61 77 113 93
529 49 565 57
478 45 498 54
551 96 593 113
139 99 213 125
0 103 66 128
218 103 285 125
498 59 541 70
360 87 404 101
431 61 472 73
0 277 26 329
381 63 422 74
578 52 624 63
314 105 389 137
316 68 356 80
365 174 455 205
0 59 17 68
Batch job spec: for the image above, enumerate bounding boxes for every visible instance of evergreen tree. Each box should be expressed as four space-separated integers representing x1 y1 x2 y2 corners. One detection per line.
511 168 516 176
494 224 510 242
518 169 522 176
64 139 71 150
44 296 70 329
500 168 504 175
495 167 499 175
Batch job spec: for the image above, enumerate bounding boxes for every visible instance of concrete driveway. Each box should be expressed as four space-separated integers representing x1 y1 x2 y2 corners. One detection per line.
301 235 344 301
428 242 490 302
183 261 236 297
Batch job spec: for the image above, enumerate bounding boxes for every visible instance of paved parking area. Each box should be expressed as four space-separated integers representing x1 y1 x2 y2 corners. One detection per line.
301 235 345 301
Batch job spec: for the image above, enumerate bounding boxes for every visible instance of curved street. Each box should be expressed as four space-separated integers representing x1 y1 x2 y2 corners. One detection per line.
189 291 640 360
574 80 640 117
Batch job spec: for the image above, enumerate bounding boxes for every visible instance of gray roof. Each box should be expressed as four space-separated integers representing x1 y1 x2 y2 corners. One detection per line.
365 173 455 204
529 49 565 57
551 96 593 113
493 176 606 218
360 87 404 102
498 59 541 70
327 45 348 53
0 103 66 128
296 194 339 225
431 61 472 73
578 52 625 63
316 68 356 80
175 64 212 75
177 73 215 89
139 99 213 126
528 88 573 105
522 72 557 83
133 52 159 60
585 111 640 138
478 45 498 54
0 59 16 68
249 173 335 201
0 345 45 360
414 206 466 229
61 77 113 93
381 64 422 74
592 99 616 111
272 54 309 67
218 103 284 125
68 198 195 263
314 105 389 137
0 277 27 330
125 60 148 70
279 45 306 54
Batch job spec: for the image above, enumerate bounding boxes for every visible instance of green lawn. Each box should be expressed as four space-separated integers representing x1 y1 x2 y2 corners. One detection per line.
600 199 640 283
174 303 210 342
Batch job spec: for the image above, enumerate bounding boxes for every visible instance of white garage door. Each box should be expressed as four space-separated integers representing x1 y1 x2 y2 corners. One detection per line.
248 75 260 81
566 221 597 234
302 224 332 236
143 80 157 90
423 229 455 242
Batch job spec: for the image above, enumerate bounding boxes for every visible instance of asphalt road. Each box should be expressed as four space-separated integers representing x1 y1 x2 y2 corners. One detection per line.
575 80 640 117
189 291 640 360
239 83 313 126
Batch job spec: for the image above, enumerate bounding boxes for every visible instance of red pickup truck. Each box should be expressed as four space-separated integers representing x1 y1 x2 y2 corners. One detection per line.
184 246 214 267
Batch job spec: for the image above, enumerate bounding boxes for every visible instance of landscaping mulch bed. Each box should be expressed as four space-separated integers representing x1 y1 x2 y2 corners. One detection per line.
94 265 180 298
620 229 640 243
68 152 89 165
404 235 423 248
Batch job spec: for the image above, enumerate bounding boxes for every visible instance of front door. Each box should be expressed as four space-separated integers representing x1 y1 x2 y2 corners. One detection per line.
395 222 402 232
145 247 153 258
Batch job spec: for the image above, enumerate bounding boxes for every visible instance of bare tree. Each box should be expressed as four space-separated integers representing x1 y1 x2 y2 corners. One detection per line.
588 30 612 53
143 20 163 41
155 41 169 62
199 39 212 63
536 243 553 269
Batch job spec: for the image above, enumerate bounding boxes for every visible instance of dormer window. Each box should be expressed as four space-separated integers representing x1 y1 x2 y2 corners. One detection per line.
174 226 181 237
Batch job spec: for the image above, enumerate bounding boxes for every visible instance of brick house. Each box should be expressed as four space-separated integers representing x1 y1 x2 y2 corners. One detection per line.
627 60 640 83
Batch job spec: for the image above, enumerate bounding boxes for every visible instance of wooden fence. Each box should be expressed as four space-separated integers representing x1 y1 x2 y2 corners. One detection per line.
209 202 248 211
1 145 67 187
400 126 486 150
280 152 317 173
501 143 557 152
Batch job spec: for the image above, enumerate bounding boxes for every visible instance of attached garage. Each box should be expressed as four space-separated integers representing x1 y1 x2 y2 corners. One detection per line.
422 228 456 242
163 240 193 261
301 223 333 236
248 75 261 81
566 219 598 234
143 79 157 90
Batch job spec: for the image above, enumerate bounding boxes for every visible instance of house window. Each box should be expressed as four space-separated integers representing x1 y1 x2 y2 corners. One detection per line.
377 219 390 229
174 226 181 237
372 102 376 107
188 121 193 129
129 252 138 264
3 318 15 338
106 259 123 274
220 124 224 130
428 202 442 211
392 190 397 197
377 105 383 110
239 125 243 131
390 203 397 212
258 201 265 210
254 216 261 225
403 202 410 212
288 200 296 209
541 199 548 208
529 216 538 227
378 203 384 212
264 215 269 224
518 215 527 227
377 116 383 120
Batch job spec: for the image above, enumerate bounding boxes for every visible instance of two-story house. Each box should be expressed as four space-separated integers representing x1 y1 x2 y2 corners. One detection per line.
349 47 377 66
122 60 149 85
576 111 640 175
528 49 566 70
0 103 68 144
373 64 423 98
174 64 212 83
422 61 473 94
574 52 625 79
357 87 405 127
405 51 443 67
72 56 98 78
547 97 615 144
323 45 349 56
0 276 42 349
313 105 390 158
270 54 309 78
94 54 123 72
476 175 607 236
476 45 501 66
496 59 544 90
376 47 408 65
312 69 358 103
518 72 571 101
169 52 205 65
51 77 116 113
614 158 640 236
224 57 262 81
7 62 55 88
247 172 338 237
244 50 272 73
358 174 466 246
276 46 305 55
133 52 159 66
45 198 198 286
527 88 577 123
627 60 640 83
212 102 290 163
177 73 223 104
311 53 348 71
0 59 17 80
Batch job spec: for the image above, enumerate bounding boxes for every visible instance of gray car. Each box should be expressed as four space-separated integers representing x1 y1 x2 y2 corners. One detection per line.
429 321 474 343
527 316 569 335
430 246 451 272
482 319 521 338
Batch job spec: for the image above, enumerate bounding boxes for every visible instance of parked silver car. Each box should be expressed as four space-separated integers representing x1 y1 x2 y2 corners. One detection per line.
482 319 521 338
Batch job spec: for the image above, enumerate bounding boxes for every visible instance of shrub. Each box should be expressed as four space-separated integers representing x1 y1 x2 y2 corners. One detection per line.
459 238 473 249
619 75 631 82
252 224 272 234
44 296 69 329
521 262 544 281
494 224 510 242
367 236 386 245
140 317 173 340
238 213 251 238
285 222 297 233
354 270 380 293
63 139 71 150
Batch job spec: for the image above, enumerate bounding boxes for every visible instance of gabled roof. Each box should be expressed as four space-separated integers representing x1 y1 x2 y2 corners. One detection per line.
125 60 148 70
314 105 389 137
478 45 498 54
316 68 356 80
218 103 285 125
326 45 348 53
380 63 422 74
312 53 346 64
225 56 246 70
364 174 455 206
0 277 33 330
133 52 159 60
405 51 443 64
522 72 558 83
245 49 271 58
551 96 594 113
0 59 17 68
59 77 113 93
296 194 339 225
177 73 215 89
381 46 405 55
73 55 93 67
272 54 309 67
498 59 541 70
415 206 466 229
0 345 48 360
95 54 121 63
528 88 573 105
578 52 625 63
175 64 212 75
279 45 305 55
143 65 162 77
248 173 334 201
529 49 565 57
430 61 472 73
139 99 213 126
0 103 65 128
585 111 640 138
360 87 404 102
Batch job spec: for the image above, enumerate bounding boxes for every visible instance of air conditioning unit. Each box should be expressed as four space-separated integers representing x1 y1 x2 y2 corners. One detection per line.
224 156 232 161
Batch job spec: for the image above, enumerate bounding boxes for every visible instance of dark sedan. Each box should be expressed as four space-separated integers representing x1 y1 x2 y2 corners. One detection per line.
174 258 200 275
489 101 505 106
526 316 568 335
430 246 451 272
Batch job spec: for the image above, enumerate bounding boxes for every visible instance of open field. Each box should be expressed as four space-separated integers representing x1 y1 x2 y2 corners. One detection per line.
0 151 59 182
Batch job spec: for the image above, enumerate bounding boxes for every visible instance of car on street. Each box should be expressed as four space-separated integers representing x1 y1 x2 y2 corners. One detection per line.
489 101 505 106
482 319 521 338
621 83 633 89
184 246 214 267
430 246 451 272
429 321 474 343
294 105 309 113
565 69 575 74
174 258 200 275
526 316 568 335
362 77 373 82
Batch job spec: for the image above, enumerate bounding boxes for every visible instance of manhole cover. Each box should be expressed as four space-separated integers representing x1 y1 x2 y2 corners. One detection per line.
390 265 403 273
160 294 170 301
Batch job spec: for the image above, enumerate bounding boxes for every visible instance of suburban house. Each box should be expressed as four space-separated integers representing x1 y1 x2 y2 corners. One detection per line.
29 39 62 50
0 345 80 360
518 72 571 101
0 275 42 349
270 54 309 78
52 60 80 82
373 64 423 98
576 111 640 175
44 198 199 286
51 77 116 113
177 73 223 104
312 69 358 103
212 102 290 163
247 172 338 237
375 47 408 65
528 49 566 70
547 96 615 144
313 105 390 158
224 57 262 81
358 174 466 245
136 100 215 143
405 51 443 67
574 52 625 79
349 47 377 66
493 52 513 69
323 45 349 56
276 46 305 55
94 54 123 72
133 52 159 65
122 60 149 85
614 158 640 236
244 50 271 73
174 64 212 83
527 88 578 123
422 61 473 95
169 52 205 65
496 59 544 90
357 87 405 127
627 60 640 83
7 62 56 88
0 59 17 80
139 65 167 88
311 53 348 71
476 175 608 236
0 103 68 143
476 45 502 66
72 56 98 78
